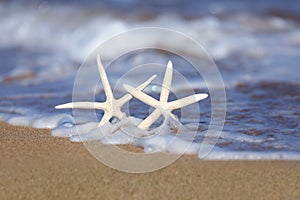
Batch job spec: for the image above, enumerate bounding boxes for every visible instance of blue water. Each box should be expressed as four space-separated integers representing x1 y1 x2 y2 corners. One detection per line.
0 0 299 159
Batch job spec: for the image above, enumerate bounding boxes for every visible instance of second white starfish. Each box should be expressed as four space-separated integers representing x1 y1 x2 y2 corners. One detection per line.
124 61 208 130
55 55 156 126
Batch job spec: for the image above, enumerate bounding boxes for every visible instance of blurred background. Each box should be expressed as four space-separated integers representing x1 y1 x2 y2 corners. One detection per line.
1 0 299 83
0 0 299 155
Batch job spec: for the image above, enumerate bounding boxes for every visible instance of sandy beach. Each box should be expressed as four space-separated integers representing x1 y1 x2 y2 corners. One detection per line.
0 122 299 199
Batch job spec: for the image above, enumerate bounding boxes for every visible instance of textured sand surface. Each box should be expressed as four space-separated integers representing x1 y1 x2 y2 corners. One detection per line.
0 122 299 199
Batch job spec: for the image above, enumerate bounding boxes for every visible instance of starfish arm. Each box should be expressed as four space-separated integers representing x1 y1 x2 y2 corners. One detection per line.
55 102 108 110
167 93 208 110
97 54 113 100
113 109 126 120
117 74 157 106
117 94 133 107
98 112 112 126
160 61 173 103
136 74 157 91
123 84 159 107
138 108 162 130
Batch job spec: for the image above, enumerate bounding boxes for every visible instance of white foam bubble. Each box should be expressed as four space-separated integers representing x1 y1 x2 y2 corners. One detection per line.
50 115 300 160
7 113 73 129
202 149 300 160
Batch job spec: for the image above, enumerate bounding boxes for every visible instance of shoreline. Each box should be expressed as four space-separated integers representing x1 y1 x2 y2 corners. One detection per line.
1 122 299 199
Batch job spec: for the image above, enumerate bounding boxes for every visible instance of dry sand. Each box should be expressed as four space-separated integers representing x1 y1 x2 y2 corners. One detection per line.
0 122 299 199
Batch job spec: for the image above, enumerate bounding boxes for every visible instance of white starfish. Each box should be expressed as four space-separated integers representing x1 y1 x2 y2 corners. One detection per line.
124 61 208 130
55 55 157 126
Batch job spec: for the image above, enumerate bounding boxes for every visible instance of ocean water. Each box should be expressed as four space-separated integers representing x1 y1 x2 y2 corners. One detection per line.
0 0 299 160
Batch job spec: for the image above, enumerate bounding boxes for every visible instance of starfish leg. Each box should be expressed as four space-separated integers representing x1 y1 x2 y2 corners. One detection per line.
55 102 108 111
138 108 162 130
99 112 112 126
123 84 159 107
160 61 173 103
114 109 125 120
136 74 157 91
117 74 157 106
97 55 113 101
167 93 208 110
116 94 132 107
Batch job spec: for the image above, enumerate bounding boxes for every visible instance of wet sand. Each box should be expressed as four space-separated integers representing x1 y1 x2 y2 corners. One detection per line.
0 122 299 199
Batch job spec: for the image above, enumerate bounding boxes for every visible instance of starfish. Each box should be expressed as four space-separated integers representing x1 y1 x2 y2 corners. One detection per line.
55 55 157 126
124 60 208 130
